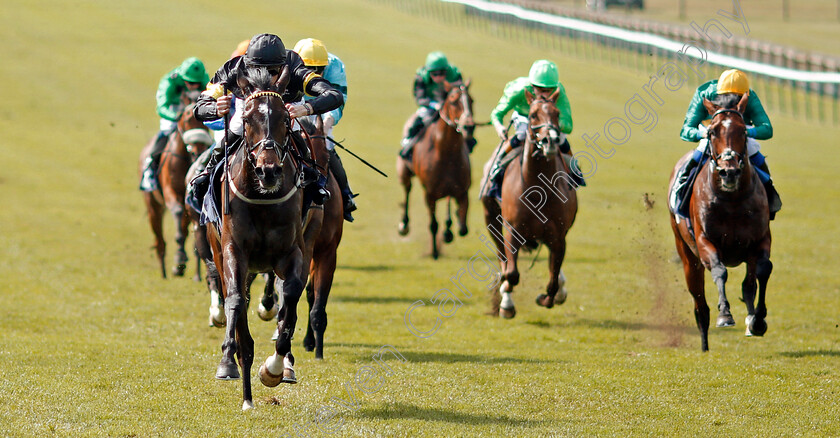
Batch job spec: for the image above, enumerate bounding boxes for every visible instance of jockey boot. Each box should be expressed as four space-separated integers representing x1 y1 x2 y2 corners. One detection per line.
140 132 169 191
754 161 782 220
466 137 477 153
329 150 357 222
671 149 704 217
189 139 229 205
399 116 426 159
559 141 585 187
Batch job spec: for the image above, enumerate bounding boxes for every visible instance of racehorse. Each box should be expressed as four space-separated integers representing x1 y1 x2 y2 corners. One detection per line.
298 115 345 359
668 93 772 352
205 67 307 410
397 81 475 259
139 91 213 278
482 88 578 318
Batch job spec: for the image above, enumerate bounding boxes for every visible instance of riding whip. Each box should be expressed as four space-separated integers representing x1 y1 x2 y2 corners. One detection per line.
325 136 388 178
222 84 231 215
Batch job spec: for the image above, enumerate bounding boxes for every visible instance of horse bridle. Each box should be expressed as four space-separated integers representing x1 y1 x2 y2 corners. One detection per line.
707 108 746 173
439 85 474 135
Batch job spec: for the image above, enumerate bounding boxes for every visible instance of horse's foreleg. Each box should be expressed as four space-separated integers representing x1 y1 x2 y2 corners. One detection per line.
303 279 316 352
260 250 305 387
170 203 189 277
697 236 733 328
674 230 710 351
442 198 454 243
398 162 412 236
309 250 337 359
499 236 524 319
456 192 469 237
258 272 279 321
216 251 246 383
425 193 440 259
145 195 167 278
537 242 567 309
747 249 772 337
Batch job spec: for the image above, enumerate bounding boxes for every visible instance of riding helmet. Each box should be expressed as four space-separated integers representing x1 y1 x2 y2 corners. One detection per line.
717 69 750 95
244 33 286 67
178 57 207 83
425 51 449 72
528 60 559 88
294 38 329 67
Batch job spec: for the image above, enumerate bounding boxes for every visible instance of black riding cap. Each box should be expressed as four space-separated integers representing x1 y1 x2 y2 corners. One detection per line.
244 33 286 67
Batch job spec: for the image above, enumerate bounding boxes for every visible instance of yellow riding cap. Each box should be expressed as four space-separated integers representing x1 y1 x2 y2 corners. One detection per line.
717 69 750 95
293 38 329 67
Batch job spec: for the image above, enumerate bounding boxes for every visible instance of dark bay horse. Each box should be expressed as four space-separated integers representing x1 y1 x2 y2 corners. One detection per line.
139 93 213 278
482 88 578 318
668 93 772 352
397 81 475 259
205 67 306 410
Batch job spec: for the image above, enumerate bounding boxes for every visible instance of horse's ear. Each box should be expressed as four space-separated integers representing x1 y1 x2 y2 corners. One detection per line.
525 88 534 104
736 92 749 114
549 87 560 102
276 65 290 94
703 98 719 115
464 78 471 89
236 74 251 97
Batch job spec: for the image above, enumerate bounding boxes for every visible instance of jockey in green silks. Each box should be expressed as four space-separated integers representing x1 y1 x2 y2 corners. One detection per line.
480 59 583 201
670 69 781 220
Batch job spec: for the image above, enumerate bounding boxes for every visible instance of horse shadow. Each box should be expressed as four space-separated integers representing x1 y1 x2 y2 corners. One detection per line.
402 351 555 365
360 403 544 427
778 350 840 358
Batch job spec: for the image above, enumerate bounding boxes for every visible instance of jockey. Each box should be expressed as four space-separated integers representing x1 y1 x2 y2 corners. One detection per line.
399 51 476 159
480 59 582 201
191 33 344 206
293 37 357 222
670 69 781 220
140 57 209 191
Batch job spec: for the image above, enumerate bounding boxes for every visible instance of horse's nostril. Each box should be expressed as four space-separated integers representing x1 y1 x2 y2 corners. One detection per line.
255 167 265 178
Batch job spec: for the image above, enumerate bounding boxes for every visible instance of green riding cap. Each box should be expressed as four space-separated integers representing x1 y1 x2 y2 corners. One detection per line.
178 57 207 83
425 51 450 71
528 60 559 88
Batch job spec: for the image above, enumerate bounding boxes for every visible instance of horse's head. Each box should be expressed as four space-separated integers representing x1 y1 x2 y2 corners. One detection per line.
178 103 213 159
238 66 293 193
525 87 562 158
703 92 750 192
440 80 476 143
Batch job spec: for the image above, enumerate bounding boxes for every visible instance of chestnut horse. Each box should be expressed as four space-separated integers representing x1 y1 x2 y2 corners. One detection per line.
668 93 772 352
139 92 213 278
482 89 578 318
397 81 475 259
205 67 306 410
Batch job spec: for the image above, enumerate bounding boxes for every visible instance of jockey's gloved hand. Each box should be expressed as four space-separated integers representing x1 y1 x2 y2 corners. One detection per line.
697 124 709 139
493 123 507 140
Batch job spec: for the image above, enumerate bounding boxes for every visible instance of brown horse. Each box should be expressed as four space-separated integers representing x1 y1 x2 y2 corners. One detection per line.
299 115 344 359
139 93 213 278
397 81 475 259
205 67 306 410
482 88 578 318
668 93 772 352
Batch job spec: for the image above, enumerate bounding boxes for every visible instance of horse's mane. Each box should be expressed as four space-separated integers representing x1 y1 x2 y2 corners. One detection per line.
713 93 742 110
242 67 275 93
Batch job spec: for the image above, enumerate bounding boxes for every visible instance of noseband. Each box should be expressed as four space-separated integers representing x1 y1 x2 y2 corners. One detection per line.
707 108 746 173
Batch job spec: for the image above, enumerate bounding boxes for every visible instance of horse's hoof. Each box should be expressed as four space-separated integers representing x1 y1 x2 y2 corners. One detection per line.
556 288 568 305
282 367 297 384
745 315 767 337
458 226 468 237
443 230 454 243
172 264 186 277
500 306 516 319
257 293 279 321
536 294 554 309
208 306 226 327
716 314 735 328
215 362 240 380
398 222 409 236
242 400 254 411
303 335 315 352
258 363 282 387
